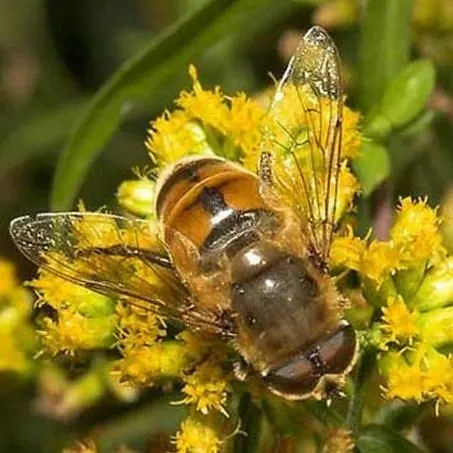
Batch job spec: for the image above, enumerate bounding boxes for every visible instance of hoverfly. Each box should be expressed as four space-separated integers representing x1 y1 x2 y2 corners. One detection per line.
10 26 358 400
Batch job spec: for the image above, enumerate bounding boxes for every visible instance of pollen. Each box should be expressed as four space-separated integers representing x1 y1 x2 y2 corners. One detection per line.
381 296 419 345
181 360 229 416
174 416 223 453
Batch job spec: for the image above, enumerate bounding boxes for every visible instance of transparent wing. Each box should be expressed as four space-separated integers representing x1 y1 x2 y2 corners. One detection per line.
10 212 229 335
259 26 344 267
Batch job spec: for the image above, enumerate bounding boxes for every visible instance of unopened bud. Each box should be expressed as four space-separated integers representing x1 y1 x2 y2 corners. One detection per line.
117 178 156 218
410 257 453 311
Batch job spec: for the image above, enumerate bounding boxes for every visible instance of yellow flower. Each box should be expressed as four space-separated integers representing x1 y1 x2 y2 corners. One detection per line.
226 92 265 164
38 309 117 356
174 415 223 453
181 360 229 416
422 349 453 404
112 341 188 387
146 110 214 166
177 65 229 134
380 296 419 345
360 240 401 287
31 269 114 315
330 226 366 271
115 302 165 352
391 197 444 265
382 352 425 402
381 347 453 407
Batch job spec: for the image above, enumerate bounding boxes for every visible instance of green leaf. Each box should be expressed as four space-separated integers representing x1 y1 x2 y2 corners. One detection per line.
0 101 86 175
357 425 424 453
359 0 413 114
50 0 276 211
353 141 390 195
377 60 436 132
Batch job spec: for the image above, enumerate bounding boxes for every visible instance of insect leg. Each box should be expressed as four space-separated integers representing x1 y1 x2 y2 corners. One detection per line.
75 245 173 269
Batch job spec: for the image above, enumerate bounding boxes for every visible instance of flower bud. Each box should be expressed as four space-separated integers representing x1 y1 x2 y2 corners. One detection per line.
418 306 453 348
410 257 453 311
117 178 156 218
394 264 426 301
380 60 436 131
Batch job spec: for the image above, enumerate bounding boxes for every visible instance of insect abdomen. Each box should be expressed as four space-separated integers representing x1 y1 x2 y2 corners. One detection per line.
155 156 278 256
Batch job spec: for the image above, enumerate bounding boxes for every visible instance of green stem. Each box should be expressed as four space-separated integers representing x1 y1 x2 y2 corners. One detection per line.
346 349 377 433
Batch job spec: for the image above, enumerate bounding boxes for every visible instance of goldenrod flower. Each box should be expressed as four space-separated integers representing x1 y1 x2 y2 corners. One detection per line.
380 296 419 346
330 226 366 271
146 110 214 166
226 92 265 160
38 309 117 356
181 360 229 416
360 240 401 287
177 65 229 133
391 197 444 265
116 302 166 351
31 269 114 315
174 415 223 453
112 341 188 387
381 352 426 402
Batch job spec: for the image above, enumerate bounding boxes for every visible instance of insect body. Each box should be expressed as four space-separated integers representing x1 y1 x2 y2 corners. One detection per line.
10 26 358 400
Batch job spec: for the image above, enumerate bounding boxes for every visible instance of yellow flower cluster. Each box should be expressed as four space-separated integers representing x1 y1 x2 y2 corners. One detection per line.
174 415 223 453
381 348 453 410
0 258 36 375
333 197 453 407
146 65 265 167
331 197 444 293
30 269 117 356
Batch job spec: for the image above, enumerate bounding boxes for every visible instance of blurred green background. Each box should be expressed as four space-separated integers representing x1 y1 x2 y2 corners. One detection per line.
2 0 453 451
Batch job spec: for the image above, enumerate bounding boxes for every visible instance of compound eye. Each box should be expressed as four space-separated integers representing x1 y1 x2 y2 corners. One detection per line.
263 354 318 397
317 324 357 375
